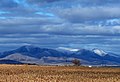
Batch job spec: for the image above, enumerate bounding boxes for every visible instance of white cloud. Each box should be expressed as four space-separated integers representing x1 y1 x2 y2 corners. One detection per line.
50 6 120 23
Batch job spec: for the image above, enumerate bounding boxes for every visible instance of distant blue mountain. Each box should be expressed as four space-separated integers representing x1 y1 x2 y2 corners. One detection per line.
0 45 65 58
0 45 120 65
71 49 120 65
0 59 23 64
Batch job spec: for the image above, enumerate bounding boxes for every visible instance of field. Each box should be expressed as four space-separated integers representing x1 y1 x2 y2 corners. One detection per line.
0 65 119 82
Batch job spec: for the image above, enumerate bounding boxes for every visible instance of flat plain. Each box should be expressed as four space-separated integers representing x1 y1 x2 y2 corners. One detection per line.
0 65 119 82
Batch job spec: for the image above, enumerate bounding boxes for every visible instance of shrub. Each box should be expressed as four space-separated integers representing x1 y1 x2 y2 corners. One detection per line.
72 59 81 66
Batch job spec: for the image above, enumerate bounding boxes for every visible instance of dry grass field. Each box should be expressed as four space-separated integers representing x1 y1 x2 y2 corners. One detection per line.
0 65 119 82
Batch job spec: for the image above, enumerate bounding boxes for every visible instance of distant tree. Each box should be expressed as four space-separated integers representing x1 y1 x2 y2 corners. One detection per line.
72 59 81 66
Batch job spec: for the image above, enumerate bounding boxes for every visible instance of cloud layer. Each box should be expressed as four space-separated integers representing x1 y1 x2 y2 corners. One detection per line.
0 0 120 54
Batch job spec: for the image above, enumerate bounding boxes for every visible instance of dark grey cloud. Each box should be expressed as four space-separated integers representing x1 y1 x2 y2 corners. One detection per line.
27 0 62 4
25 0 120 24
49 5 120 23
0 34 120 55
0 0 120 55
0 17 63 25
26 0 120 5
0 0 18 9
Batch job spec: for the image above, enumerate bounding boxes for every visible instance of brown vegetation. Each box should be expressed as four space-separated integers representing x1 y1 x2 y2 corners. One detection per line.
72 59 81 66
0 65 119 82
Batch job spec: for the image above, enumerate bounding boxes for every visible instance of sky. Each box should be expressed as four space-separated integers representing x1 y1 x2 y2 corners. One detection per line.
0 0 120 54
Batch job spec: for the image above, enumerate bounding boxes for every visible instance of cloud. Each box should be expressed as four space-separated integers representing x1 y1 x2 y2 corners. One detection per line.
0 17 63 25
26 0 120 6
1 0 120 23
27 0 62 4
37 23 120 36
0 33 119 54
0 0 120 54
0 21 120 36
49 6 120 23
0 0 18 9
25 0 120 24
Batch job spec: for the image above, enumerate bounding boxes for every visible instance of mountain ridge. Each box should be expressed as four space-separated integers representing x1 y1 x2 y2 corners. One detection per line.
0 45 119 65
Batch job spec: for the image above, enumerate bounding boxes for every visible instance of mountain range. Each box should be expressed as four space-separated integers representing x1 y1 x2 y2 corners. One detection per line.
0 45 120 66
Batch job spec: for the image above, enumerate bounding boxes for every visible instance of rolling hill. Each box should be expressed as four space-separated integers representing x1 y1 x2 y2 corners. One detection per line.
0 45 119 66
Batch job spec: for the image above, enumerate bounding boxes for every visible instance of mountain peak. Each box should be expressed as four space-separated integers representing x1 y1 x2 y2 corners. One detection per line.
92 48 107 56
14 45 41 54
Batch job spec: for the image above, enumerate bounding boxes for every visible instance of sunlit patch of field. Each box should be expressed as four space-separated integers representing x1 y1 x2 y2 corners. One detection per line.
0 65 119 82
